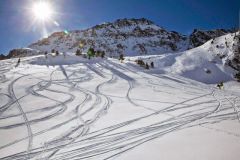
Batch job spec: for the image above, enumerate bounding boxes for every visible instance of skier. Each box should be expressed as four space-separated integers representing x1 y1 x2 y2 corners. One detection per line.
150 62 154 68
56 50 59 56
119 54 124 63
15 58 21 67
217 82 224 90
145 63 149 69
44 51 48 59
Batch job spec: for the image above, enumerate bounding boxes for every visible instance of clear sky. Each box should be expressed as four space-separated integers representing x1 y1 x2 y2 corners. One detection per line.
0 0 239 54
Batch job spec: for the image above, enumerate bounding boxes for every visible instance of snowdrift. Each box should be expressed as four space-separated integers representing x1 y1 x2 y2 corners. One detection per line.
29 53 96 66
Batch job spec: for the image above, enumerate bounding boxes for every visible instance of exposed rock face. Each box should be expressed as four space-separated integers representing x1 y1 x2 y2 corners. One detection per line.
230 32 240 71
189 29 233 48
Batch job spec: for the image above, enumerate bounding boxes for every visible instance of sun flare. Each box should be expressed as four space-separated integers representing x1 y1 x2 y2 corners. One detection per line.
32 1 53 21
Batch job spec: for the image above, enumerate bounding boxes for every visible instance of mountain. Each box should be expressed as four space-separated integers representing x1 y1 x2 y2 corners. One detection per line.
2 48 43 60
0 54 6 60
134 31 240 83
1 21 240 160
29 18 188 57
28 18 233 57
1 18 235 60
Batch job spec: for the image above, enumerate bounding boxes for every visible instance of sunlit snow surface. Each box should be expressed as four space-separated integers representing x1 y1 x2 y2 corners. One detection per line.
0 53 240 160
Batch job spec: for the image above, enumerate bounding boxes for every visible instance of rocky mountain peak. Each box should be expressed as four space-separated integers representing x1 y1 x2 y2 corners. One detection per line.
9 18 233 59
113 18 154 27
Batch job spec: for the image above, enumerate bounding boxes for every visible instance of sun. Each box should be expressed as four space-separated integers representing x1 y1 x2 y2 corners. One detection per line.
32 1 53 21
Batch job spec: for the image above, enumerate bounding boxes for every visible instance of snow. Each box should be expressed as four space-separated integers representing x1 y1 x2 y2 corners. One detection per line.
126 33 237 84
0 50 240 160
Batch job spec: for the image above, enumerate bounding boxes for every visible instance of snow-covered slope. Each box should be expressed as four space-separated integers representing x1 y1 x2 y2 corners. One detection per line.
128 32 239 84
229 32 240 70
1 54 240 160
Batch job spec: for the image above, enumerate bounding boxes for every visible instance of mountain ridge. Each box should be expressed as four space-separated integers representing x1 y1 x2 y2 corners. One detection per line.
2 18 236 60
28 18 234 56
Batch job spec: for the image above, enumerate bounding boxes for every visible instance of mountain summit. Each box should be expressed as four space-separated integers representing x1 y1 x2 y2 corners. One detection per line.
28 18 233 57
29 18 187 57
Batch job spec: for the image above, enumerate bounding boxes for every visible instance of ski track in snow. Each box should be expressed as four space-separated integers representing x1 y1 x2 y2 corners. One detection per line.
8 75 33 155
0 57 240 160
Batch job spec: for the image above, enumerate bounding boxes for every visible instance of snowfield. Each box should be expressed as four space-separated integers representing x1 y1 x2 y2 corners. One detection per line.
0 52 240 160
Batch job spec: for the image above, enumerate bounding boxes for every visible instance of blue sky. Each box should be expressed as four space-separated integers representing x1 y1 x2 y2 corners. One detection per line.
0 0 239 54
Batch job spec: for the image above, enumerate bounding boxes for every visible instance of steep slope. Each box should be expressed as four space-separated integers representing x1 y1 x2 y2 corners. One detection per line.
229 32 240 70
130 32 239 84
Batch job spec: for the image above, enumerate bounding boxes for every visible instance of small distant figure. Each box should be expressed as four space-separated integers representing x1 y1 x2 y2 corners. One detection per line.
217 82 224 90
101 51 105 58
145 63 149 69
44 51 48 59
135 59 145 67
15 58 21 67
119 54 124 63
150 62 154 68
55 50 59 56
51 49 55 54
225 41 228 48
63 52 66 58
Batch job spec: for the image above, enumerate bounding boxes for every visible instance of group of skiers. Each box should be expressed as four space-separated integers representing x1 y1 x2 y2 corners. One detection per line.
135 59 154 69
145 62 154 69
